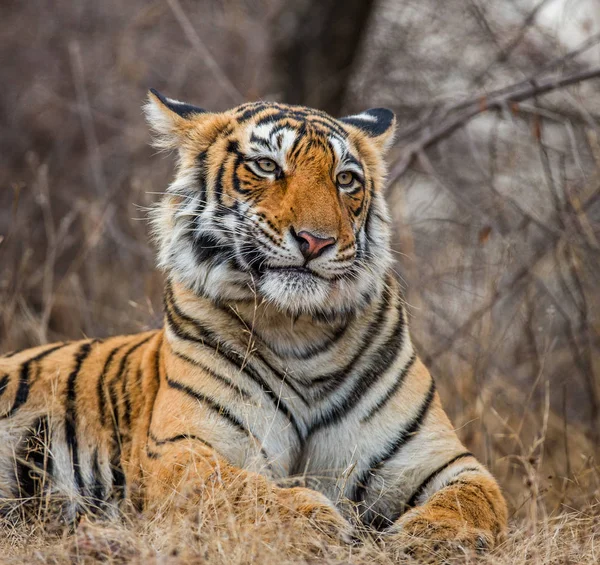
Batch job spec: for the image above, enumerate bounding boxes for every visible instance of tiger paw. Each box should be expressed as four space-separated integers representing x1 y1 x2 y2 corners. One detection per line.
385 510 495 561
273 486 354 543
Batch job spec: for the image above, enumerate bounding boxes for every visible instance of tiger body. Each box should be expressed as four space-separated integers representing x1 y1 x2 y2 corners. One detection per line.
0 92 507 552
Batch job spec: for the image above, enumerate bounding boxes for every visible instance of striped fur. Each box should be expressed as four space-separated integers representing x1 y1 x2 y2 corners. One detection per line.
0 92 506 550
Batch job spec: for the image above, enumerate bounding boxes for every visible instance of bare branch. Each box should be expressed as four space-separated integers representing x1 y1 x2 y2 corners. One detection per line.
389 66 600 183
470 0 554 87
394 28 600 140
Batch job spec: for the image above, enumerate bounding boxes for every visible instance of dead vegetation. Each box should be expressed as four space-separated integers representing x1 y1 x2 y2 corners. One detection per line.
1 0 599 563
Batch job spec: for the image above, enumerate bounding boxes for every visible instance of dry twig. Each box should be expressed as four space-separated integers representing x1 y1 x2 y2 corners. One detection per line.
389 66 600 182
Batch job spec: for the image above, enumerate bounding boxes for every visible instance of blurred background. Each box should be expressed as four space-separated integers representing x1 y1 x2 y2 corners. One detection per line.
1 0 599 523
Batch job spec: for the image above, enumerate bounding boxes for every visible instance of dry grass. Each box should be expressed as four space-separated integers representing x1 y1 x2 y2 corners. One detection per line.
0 496 598 564
1 0 599 563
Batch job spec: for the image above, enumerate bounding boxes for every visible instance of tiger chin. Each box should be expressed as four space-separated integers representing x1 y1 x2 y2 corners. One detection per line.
0 90 507 556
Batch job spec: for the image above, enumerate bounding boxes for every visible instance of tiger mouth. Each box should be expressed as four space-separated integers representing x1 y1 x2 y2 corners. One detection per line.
268 266 312 275
264 265 331 282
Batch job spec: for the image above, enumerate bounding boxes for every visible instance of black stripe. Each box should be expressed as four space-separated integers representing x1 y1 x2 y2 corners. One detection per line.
121 376 132 432
307 297 405 434
361 353 417 423
64 341 95 496
254 110 347 137
109 384 120 431
213 162 226 206
287 122 307 161
352 182 366 217
108 380 124 454
249 133 272 150
226 139 240 154
191 233 232 263
1 343 68 419
173 350 252 400
241 319 349 362
149 430 214 450
238 240 268 274
210 308 309 406
232 153 252 195
142 347 162 448
135 366 144 392
113 335 154 385
351 377 437 505
111 334 154 431
165 286 304 441
242 345 311 408
254 111 291 127
166 375 270 463
308 282 392 392
15 416 52 499
0 374 9 397
405 452 474 509
97 345 126 426
310 118 348 137
344 153 363 169
100 343 134 501
146 431 226 463
269 123 292 141
164 303 197 343
363 200 374 252
89 448 108 516
236 104 269 123
173 296 310 413
109 395 126 501
196 150 208 214
288 322 350 360
2 350 19 359
154 344 162 384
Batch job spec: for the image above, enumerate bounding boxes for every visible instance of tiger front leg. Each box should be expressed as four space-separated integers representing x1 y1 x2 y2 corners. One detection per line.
386 470 507 559
140 439 353 543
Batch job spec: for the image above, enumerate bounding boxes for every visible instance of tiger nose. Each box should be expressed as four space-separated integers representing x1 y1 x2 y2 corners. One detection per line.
291 228 337 261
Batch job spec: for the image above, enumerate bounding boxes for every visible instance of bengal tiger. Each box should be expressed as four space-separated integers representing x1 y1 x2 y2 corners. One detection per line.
0 90 507 554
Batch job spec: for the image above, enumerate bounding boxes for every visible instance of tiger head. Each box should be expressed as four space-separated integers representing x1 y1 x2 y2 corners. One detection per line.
145 90 396 321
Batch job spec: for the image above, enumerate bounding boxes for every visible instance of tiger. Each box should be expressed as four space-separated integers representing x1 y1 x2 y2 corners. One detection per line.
0 89 507 555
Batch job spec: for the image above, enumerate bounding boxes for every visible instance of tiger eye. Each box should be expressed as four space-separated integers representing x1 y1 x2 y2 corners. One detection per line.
337 171 354 186
257 158 277 173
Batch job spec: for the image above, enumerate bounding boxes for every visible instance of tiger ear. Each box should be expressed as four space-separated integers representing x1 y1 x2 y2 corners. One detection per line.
144 89 208 148
340 108 396 152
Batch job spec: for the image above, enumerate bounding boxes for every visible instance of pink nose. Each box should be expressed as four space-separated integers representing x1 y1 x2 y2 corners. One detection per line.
293 229 336 261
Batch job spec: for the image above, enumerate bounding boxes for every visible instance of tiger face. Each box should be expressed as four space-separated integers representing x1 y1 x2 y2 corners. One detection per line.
146 91 396 320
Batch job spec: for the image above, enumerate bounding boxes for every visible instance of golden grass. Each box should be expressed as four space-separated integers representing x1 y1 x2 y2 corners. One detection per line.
1 496 598 564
